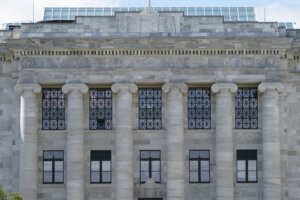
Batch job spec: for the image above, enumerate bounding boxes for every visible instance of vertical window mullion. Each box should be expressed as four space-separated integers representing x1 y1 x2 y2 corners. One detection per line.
198 159 201 183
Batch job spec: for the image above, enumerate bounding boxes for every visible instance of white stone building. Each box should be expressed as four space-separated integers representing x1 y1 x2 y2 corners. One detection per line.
0 6 300 200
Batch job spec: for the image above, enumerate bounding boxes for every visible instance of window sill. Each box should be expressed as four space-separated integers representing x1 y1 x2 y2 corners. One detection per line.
85 129 115 134
233 129 262 134
39 130 67 134
185 129 215 134
134 129 167 134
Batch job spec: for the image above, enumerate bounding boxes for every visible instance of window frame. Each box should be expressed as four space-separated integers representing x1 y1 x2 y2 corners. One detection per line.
42 88 65 130
235 87 258 129
236 150 258 183
90 150 112 184
43 150 64 184
189 150 210 184
138 88 162 130
140 150 161 184
89 88 113 130
187 88 211 129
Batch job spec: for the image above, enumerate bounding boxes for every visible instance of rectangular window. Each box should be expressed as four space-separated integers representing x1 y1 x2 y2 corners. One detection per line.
89 89 112 130
140 150 161 183
139 89 162 130
43 151 64 184
235 88 258 129
237 150 257 183
188 88 211 129
42 88 65 130
90 151 111 184
189 150 210 183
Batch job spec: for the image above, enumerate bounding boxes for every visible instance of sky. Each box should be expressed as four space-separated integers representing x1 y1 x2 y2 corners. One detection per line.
0 0 300 28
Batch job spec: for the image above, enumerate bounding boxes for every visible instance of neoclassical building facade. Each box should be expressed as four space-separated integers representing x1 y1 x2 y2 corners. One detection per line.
0 7 300 200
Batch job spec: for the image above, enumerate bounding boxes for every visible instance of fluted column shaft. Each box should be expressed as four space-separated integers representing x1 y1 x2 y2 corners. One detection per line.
163 83 188 200
112 83 137 200
212 83 237 200
62 83 88 200
258 83 284 200
15 84 41 200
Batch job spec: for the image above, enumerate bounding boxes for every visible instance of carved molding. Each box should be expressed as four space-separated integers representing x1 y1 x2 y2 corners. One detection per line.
62 83 88 94
15 83 41 95
258 82 284 93
162 82 188 94
211 83 238 94
111 83 138 94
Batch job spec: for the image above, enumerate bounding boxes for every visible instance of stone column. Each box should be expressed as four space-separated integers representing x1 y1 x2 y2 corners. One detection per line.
15 83 41 200
211 83 237 200
111 83 137 200
162 83 188 200
258 83 284 200
62 83 88 200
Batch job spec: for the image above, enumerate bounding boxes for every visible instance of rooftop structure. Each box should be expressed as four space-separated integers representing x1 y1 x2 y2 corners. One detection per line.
43 7 256 21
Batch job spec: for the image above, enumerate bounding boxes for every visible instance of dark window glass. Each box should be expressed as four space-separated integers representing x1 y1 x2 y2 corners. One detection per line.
89 89 112 130
90 151 111 184
237 150 257 183
140 150 161 183
235 88 258 129
43 150 64 184
42 89 65 130
139 89 162 130
188 88 211 129
189 150 210 183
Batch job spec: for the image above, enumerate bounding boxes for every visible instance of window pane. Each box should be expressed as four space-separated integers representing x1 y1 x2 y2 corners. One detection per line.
141 151 150 159
248 160 256 170
151 151 160 159
152 172 160 182
44 161 52 171
237 171 246 182
54 172 63 182
44 151 53 159
55 161 63 171
43 171 52 183
91 172 100 182
189 150 200 159
91 161 100 171
199 151 209 159
102 172 111 182
54 151 64 159
151 161 160 171
201 160 209 171
237 160 246 171
201 171 209 182
248 171 257 182
190 171 198 182
141 171 149 182
102 161 111 171
190 161 198 171
141 161 149 171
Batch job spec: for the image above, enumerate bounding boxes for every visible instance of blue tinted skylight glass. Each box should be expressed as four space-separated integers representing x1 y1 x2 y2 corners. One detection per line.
196 7 204 15
248 15 255 21
171 7 179 11
179 7 187 12
137 7 145 11
230 7 238 15
70 8 78 20
238 7 246 15
162 7 170 11
120 7 128 11
154 7 162 11
53 8 61 20
221 7 229 15
247 7 255 15
188 7 196 15
87 8 95 16
95 8 103 16
61 8 69 19
44 8 52 17
239 15 247 21
231 15 238 21
103 8 111 15
129 7 136 11
205 7 212 15
286 22 293 29
78 8 86 16
213 7 221 15
224 15 230 21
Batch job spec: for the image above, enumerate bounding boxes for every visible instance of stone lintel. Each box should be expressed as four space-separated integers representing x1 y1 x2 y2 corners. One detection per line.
15 83 41 95
258 82 284 93
111 83 138 94
211 83 238 94
62 83 88 94
162 82 188 94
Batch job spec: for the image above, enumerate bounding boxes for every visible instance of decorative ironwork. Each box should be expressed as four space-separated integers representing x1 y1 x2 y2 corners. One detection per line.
235 88 258 129
42 89 65 130
89 89 112 130
139 89 162 130
188 88 211 129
